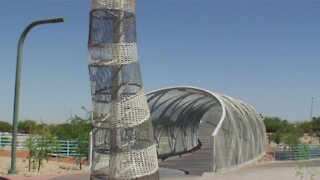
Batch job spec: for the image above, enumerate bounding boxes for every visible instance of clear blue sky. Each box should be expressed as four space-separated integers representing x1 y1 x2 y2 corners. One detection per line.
1 0 320 124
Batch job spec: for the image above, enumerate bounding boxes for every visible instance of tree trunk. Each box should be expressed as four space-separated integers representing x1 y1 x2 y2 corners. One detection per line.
38 159 41 172
28 152 31 172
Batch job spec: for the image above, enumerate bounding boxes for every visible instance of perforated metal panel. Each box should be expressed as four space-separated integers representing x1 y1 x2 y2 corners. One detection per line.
88 0 159 179
146 87 266 172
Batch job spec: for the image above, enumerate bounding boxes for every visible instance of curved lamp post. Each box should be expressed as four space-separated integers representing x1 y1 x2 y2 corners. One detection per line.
9 17 64 174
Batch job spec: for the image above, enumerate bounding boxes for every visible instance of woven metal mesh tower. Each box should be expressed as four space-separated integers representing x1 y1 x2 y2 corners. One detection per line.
88 0 159 179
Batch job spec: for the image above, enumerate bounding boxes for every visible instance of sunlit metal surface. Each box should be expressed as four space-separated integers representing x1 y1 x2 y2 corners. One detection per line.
88 0 159 179
147 87 266 172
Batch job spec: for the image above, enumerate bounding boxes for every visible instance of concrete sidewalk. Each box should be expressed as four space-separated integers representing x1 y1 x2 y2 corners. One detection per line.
52 160 320 180
2 160 320 180
49 168 194 180
198 160 320 180
51 160 320 180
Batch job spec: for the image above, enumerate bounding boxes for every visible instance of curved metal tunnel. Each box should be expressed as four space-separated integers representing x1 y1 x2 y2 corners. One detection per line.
146 86 266 172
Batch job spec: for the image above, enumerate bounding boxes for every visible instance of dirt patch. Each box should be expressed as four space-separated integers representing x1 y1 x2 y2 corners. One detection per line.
257 143 275 163
0 150 28 159
0 150 87 164
0 150 88 178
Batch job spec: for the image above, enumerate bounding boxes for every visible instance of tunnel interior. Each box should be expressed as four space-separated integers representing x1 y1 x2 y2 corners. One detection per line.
146 87 266 173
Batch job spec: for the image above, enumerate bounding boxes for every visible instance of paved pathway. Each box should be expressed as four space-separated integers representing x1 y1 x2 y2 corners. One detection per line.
46 160 320 180
159 130 213 175
198 160 320 180
2 160 320 180
49 168 193 180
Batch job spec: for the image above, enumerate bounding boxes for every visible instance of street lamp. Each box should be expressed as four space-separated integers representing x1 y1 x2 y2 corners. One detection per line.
8 17 65 174
310 96 315 144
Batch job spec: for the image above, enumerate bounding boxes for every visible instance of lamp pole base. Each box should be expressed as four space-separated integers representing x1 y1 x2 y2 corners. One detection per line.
8 169 18 174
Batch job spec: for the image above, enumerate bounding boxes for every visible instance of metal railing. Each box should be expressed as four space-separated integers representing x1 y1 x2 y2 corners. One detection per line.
0 132 29 150
51 140 87 157
275 144 320 160
0 132 87 157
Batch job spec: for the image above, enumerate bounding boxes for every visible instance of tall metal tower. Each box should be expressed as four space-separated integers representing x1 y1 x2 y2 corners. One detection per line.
88 0 159 179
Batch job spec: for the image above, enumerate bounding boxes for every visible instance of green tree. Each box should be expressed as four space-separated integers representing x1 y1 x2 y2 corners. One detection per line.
27 123 60 172
264 117 284 133
74 138 89 170
312 116 320 128
51 107 91 141
311 116 320 137
280 132 300 145
265 117 302 144
51 123 75 140
0 121 11 132
270 131 282 144
18 120 37 134
296 121 311 134
26 135 36 172
69 107 91 170
51 107 91 169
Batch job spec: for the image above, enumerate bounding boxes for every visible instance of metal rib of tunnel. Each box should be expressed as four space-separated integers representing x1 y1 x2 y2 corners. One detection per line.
146 86 266 172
